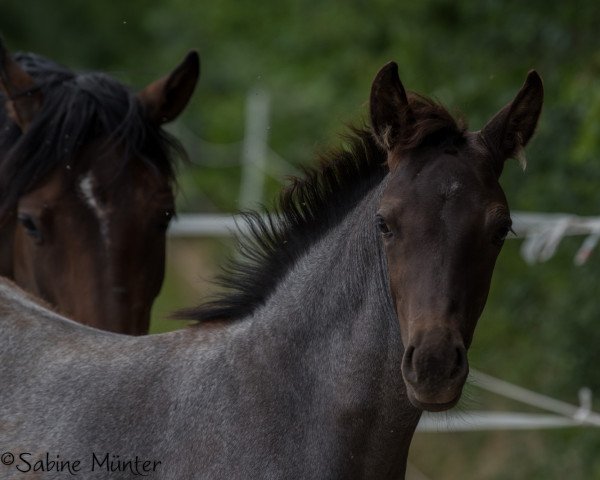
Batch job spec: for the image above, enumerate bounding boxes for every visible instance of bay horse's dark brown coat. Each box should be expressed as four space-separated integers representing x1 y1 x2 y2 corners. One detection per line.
0 40 199 334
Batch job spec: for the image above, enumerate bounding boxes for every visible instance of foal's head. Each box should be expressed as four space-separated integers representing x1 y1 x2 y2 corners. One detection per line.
0 44 199 334
370 63 543 411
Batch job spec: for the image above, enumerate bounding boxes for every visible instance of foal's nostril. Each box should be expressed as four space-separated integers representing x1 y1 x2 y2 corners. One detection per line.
455 347 463 368
402 345 418 383
451 346 468 378
405 345 415 365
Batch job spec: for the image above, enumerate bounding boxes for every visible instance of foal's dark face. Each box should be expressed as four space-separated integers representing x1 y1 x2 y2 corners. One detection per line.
370 63 543 411
378 136 511 410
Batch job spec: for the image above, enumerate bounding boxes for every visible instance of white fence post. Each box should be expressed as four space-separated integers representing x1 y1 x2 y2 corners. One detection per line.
239 88 270 209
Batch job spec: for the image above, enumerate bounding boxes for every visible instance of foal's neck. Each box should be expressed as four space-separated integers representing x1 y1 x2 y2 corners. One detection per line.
248 182 420 479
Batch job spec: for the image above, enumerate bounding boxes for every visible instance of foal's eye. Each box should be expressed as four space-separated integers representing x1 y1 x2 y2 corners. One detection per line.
376 215 392 237
18 214 43 243
157 209 175 232
493 223 514 246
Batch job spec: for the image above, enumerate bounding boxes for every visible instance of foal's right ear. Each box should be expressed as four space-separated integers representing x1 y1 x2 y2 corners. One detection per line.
370 61 412 158
137 50 200 124
481 71 544 174
0 38 43 131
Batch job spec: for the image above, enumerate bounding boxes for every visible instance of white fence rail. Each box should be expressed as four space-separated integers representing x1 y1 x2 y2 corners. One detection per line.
170 211 600 265
417 369 600 432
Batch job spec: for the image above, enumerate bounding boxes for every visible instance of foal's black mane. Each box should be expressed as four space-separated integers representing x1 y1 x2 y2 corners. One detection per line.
183 94 465 324
0 53 183 218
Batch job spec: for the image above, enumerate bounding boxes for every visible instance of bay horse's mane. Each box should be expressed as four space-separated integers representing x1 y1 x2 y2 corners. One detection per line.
181 93 466 324
0 52 184 219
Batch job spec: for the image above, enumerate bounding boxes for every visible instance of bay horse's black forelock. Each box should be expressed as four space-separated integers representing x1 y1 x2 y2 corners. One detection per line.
180 94 465 324
0 53 184 220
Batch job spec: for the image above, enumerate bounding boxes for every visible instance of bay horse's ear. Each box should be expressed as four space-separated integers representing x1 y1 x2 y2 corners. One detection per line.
370 61 412 163
137 50 200 124
481 71 543 174
0 38 43 131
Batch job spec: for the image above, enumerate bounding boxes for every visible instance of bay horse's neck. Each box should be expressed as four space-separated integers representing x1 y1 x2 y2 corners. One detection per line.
242 180 421 479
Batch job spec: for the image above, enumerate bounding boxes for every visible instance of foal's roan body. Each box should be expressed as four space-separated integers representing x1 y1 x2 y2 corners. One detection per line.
0 40 199 334
0 64 543 479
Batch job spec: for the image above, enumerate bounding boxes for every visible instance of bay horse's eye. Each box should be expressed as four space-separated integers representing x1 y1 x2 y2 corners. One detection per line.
376 215 393 237
18 214 43 244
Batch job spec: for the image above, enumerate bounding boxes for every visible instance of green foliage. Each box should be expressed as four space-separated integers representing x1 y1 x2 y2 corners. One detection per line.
2 1 600 477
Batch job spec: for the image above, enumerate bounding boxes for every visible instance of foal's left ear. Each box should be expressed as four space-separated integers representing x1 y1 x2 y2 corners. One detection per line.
370 61 412 164
481 71 543 174
137 51 200 124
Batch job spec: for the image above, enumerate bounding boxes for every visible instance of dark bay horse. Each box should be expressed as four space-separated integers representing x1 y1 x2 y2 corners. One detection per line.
0 40 199 334
0 63 543 479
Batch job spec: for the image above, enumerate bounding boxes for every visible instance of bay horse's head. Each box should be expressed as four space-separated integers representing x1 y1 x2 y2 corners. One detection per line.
0 42 199 334
370 63 543 411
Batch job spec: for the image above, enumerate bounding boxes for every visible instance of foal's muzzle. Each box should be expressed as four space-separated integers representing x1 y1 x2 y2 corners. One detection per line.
401 330 469 412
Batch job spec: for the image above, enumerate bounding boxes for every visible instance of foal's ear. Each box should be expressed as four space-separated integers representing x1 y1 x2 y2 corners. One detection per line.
137 50 200 124
370 61 412 161
481 71 543 173
0 38 43 131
